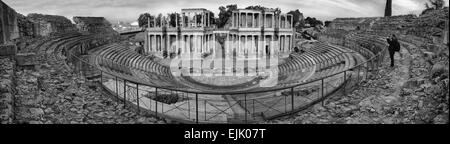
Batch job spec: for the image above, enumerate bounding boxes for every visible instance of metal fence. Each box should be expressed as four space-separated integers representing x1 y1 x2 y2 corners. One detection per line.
65 32 387 124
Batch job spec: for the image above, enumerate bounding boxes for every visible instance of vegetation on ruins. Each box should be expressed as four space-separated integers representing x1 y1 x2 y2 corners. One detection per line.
304 17 323 27
422 0 446 15
168 13 181 27
143 92 182 105
287 9 305 31
138 13 154 28
217 4 238 28
139 11 214 28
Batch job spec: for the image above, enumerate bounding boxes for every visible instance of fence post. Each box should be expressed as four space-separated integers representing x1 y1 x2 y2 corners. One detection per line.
321 79 324 106
137 84 139 114
343 71 347 96
155 88 158 117
123 80 126 108
195 93 199 124
357 66 361 82
291 87 294 112
244 94 248 123
204 99 206 121
252 99 255 118
115 76 118 99
284 92 287 112
100 71 103 97
365 64 369 80
187 93 190 120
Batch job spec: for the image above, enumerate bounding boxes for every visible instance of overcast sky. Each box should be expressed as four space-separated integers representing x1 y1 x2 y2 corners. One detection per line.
3 0 448 23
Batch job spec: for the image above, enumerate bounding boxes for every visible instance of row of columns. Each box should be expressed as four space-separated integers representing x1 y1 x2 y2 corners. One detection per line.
146 34 216 55
145 33 293 57
147 11 212 28
231 12 293 29
181 11 211 28
225 34 293 56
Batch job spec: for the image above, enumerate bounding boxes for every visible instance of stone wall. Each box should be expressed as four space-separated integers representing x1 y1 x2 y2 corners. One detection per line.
405 8 449 42
27 13 77 36
444 20 448 44
0 57 15 124
16 13 37 38
328 17 380 31
371 14 417 33
0 44 16 56
328 9 449 43
0 1 19 45
73 17 118 35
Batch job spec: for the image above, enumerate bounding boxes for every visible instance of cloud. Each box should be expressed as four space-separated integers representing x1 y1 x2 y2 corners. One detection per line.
3 0 448 22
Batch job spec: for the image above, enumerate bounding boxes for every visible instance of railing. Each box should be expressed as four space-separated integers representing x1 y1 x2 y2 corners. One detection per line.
64 32 388 124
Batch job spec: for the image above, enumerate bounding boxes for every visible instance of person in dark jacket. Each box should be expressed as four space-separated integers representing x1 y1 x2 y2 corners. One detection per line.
387 34 401 67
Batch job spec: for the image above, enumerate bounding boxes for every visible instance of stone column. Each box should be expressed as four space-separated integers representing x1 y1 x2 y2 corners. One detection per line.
263 35 266 56
279 14 282 29
245 13 248 28
145 33 148 54
253 13 256 28
278 35 285 51
202 35 205 53
243 36 246 54
270 36 274 57
187 13 191 28
206 12 209 27
155 35 158 52
186 35 189 53
167 35 170 53
285 35 288 52
175 34 178 54
238 12 241 28
238 35 241 54
201 12 204 28
191 35 194 53
205 34 207 53
150 35 154 52
157 35 161 52
272 14 275 28
148 34 151 52
263 13 266 28
285 14 288 29
231 12 234 28
195 35 198 53
175 14 178 28
291 15 293 29
247 36 250 55
213 34 216 55
290 35 293 52
181 35 184 54
181 13 184 28
251 36 255 55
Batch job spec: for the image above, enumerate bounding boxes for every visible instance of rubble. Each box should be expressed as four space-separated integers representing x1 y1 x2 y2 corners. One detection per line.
0 58 14 124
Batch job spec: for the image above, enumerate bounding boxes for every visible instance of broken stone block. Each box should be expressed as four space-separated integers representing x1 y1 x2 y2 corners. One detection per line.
15 52 37 67
0 44 17 56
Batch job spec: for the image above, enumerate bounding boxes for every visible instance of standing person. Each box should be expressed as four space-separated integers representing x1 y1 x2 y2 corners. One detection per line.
387 34 401 67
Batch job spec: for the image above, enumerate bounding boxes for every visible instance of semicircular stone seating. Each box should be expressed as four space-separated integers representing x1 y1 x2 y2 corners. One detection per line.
28 30 386 123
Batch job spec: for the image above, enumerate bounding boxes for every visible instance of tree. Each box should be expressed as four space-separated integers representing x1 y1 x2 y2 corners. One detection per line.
422 0 445 15
324 21 332 27
217 4 238 28
168 13 181 27
245 5 269 11
208 13 216 25
287 9 305 30
155 13 163 27
138 13 154 28
305 17 323 27
195 14 203 26
429 0 445 9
